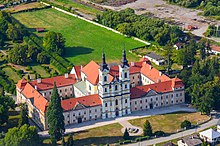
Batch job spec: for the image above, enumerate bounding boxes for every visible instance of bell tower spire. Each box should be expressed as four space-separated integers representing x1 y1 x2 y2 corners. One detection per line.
100 49 109 71
121 49 129 68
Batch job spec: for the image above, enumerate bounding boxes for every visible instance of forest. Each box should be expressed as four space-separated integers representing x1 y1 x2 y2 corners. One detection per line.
96 8 183 46
165 0 220 17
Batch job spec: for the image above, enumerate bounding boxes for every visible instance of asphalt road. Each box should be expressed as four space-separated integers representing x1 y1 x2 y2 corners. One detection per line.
126 118 219 146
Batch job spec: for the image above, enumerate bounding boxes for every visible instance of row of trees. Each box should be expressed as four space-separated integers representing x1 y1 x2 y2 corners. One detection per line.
96 8 183 46
166 0 220 17
0 11 66 66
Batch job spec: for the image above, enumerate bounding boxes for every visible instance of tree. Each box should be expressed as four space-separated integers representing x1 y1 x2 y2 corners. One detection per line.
0 95 15 125
123 128 130 140
3 124 40 146
66 134 73 146
43 31 65 56
37 51 50 64
18 104 29 127
181 120 191 129
143 120 153 137
46 82 65 141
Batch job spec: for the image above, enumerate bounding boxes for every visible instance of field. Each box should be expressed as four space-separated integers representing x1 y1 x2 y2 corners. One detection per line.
2 67 21 83
13 8 145 65
7 2 45 13
129 112 210 134
43 123 123 146
31 65 50 78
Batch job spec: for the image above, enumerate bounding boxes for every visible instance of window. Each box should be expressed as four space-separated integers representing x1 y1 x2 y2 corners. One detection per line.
115 99 118 105
180 93 182 96
105 103 108 107
125 72 127 78
156 97 158 101
125 84 127 89
145 99 147 102
60 90 62 93
166 102 168 105
166 95 168 99
65 89 67 92
176 94 178 97
89 110 91 113
171 101 173 104
151 98 153 102
84 111 86 114
104 76 107 82
49 92 51 95
89 85 91 91
140 100 142 103
161 96 163 100
171 94 173 98
133 76 134 79
105 88 107 92
95 109 97 112
135 101 137 104
125 99 127 103
115 85 118 91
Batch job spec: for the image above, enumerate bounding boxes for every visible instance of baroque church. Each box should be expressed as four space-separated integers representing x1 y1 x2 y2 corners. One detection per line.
16 50 185 130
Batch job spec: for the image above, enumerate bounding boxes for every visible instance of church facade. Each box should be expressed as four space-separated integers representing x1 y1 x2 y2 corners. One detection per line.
16 50 185 130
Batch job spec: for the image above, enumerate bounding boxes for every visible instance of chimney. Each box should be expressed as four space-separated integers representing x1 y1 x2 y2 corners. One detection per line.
34 85 37 90
159 72 162 76
158 79 161 83
149 65 152 70
131 62 135 67
37 78 41 84
65 73 68 78
81 65 83 70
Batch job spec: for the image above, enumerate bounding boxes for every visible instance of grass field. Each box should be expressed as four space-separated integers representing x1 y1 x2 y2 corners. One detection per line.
43 123 123 146
47 0 100 15
7 2 45 13
13 8 145 65
129 112 210 134
31 65 50 78
2 67 21 83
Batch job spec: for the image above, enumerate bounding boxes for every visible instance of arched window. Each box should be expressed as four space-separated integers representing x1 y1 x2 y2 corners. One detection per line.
124 72 127 78
104 76 107 82
115 99 118 105
115 85 118 91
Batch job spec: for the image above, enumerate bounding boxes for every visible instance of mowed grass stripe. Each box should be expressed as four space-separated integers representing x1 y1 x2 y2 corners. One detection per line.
13 8 145 65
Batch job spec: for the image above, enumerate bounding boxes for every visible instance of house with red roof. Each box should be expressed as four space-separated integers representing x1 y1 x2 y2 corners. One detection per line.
16 50 185 130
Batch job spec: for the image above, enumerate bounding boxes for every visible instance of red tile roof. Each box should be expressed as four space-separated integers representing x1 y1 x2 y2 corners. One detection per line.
74 65 82 80
17 78 27 90
29 74 77 91
61 94 102 111
21 83 48 113
109 59 151 77
130 79 184 99
81 61 100 85
211 45 220 53
140 63 170 83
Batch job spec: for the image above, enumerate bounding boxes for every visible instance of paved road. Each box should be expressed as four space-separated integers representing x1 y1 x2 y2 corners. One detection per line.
126 118 219 146
39 104 196 137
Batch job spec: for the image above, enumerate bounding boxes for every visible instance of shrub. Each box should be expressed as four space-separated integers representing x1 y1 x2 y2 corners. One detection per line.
181 120 192 129
154 131 165 137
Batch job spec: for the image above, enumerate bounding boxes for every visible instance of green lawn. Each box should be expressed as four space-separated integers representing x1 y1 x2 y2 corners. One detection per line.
129 112 210 134
2 67 21 83
31 65 50 78
13 8 145 65
43 123 123 146
46 0 100 15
